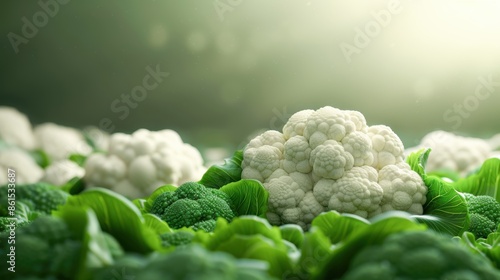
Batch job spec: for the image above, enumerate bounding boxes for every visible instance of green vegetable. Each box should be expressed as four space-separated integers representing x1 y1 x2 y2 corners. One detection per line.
463 192 500 238
95 245 276 280
199 150 243 189
160 229 195 248
150 182 235 231
0 182 69 216
0 208 113 280
339 230 500 280
407 148 470 235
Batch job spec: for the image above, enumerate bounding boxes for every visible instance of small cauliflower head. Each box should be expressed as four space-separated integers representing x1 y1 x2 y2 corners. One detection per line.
241 106 427 229
84 129 206 198
405 130 492 175
34 123 92 161
0 148 43 185
41 160 85 186
0 106 36 150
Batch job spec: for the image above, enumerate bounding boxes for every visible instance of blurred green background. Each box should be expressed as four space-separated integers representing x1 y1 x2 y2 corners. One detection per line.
1 0 499 151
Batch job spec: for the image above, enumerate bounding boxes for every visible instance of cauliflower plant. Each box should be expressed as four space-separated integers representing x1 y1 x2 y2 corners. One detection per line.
241 106 427 229
405 130 498 175
0 106 36 150
84 129 206 198
34 123 92 161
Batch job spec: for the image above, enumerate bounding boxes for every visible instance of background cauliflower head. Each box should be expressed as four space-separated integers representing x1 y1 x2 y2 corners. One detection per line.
405 130 498 175
241 106 427 229
84 129 206 198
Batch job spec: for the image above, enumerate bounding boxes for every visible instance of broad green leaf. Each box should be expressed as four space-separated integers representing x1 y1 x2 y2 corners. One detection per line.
453 158 500 202
199 150 243 189
219 179 269 217
413 176 470 236
64 188 162 253
205 216 291 278
311 211 369 244
143 213 173 235
144 184 177 212
406 148 430 178
407 148 470 236
279 224 304 248
54 206 113 280
292 227 333 279
313 212 426 280
242 239 295 278
206 216 283 251
133 198 147 213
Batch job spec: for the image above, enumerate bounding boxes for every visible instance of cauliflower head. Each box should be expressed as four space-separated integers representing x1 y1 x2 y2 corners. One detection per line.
0 148 43 185
34 123 92 161
241 106 427 229
41 160 85 186
0 106 36 150
84 129 206 198
405 130 493 175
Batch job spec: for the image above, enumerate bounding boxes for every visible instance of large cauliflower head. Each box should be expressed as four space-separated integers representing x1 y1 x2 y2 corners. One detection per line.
241 106 427 229
84 129 206 198
0 106 36 150
405 131 493 175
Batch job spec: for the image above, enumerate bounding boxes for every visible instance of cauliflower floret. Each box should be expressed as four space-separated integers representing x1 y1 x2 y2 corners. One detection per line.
405 131 494 175
34 123 92 161
242 106 428 229
310 140 354 181
303 107 358 148
41 160 85 186
84 129 205 198
378 162 427 214
283 109 314 139
241 131 285 182
0 148 43 184
314 166 383 218
368 125 405 169
0 106 36 150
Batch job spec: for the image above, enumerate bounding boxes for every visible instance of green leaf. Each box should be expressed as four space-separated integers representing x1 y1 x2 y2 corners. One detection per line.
279 224 304 248
219 179 269 217
29 149 51 168
205 216 292 278
199 150 243 189
69 153 87 166
292 227 333 279
144 184 178 212
413 176 470 236
407 148 470 236
64 188 162 253
60 177 86 195
314 212 426 280
406 148 430 178
53 206 113 280
311 211 370 244
453 158 500 202
143 213 173 235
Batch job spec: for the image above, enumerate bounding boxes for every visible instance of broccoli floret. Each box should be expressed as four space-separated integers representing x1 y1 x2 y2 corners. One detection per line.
150 182 235 231
0 215 82 279
0 183 69 216
463 193 500 238
160 230 195 248
341 230 500 280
